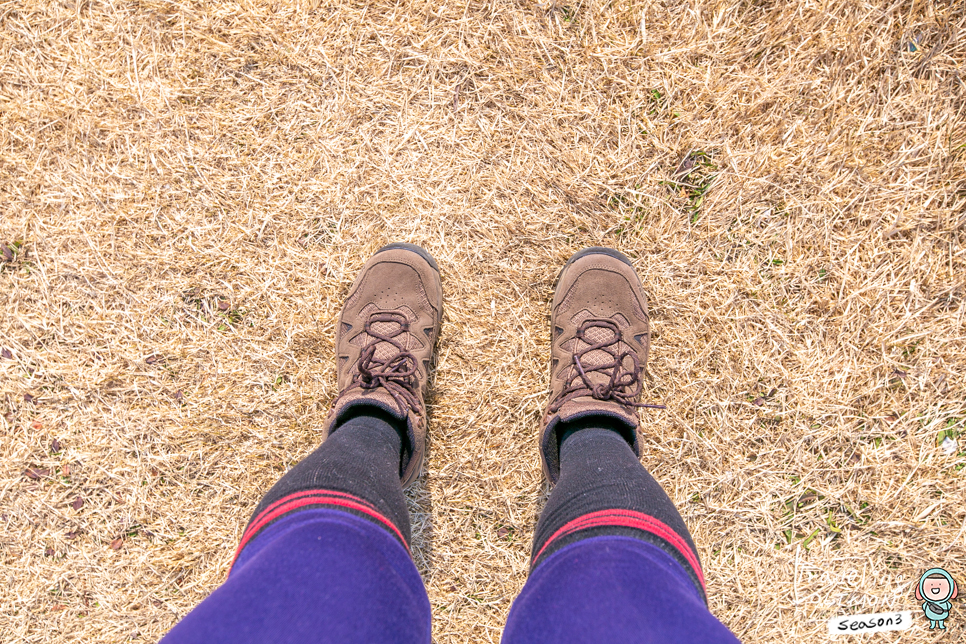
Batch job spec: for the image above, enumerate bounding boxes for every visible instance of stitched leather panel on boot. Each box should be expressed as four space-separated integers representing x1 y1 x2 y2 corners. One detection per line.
324 243 442 487
541 247 650 485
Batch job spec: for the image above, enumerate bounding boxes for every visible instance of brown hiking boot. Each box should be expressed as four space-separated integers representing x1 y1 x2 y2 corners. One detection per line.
324 242 442 487
540 247 652 485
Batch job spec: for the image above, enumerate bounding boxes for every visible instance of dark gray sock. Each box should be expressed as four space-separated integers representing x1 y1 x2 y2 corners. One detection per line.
531 417 705 600
240 406 412 554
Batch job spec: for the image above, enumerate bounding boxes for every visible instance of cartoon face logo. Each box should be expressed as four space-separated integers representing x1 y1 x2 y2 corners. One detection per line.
916 568 958 630
925 577 952 600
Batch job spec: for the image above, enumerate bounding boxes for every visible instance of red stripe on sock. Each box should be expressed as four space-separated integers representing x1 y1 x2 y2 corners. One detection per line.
533 509 705 591
234 489 377 553
246 489 381 534
231 491 408 567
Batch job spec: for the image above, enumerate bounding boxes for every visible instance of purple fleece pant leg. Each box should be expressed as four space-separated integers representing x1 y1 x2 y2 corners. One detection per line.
502 536 740 644
162 514 738 643
160 508 431 644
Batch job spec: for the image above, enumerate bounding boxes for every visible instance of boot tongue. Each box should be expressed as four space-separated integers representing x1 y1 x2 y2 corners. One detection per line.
368 316 406 362
574 321 631 392
349 305 422 363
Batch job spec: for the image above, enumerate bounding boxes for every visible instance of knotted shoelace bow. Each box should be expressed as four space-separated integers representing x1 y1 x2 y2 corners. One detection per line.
549 318 664 412
335 311 422 418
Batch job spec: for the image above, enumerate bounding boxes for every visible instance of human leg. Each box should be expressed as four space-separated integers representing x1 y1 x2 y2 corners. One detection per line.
503 248 739 643
162 243 442 644
530 418 706 595
503 420 737 643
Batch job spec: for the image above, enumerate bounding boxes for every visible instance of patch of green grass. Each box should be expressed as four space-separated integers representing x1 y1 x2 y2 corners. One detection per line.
774 477 860 550
884 552 903 569
647 88 667 115
270 374 291 392
1 239 24 261
495 523 515 542
845 501 872 526
937 417 962 446
182 289 247 331
660 150 719 223
801 527 821 550
298 217 339 247
900 340 921 359
632 89 671 135
607 185 648 235
825 509 842 533
778 527 822 550
1 240 30 273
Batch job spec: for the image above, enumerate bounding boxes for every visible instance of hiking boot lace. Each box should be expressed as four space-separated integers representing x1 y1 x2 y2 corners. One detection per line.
549 318 660 413
335 311 422 418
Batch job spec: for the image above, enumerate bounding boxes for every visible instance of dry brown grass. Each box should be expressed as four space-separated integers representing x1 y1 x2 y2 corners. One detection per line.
1 0 965 641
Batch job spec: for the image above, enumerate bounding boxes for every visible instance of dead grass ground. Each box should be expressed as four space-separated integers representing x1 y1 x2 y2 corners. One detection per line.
1 0 965 641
